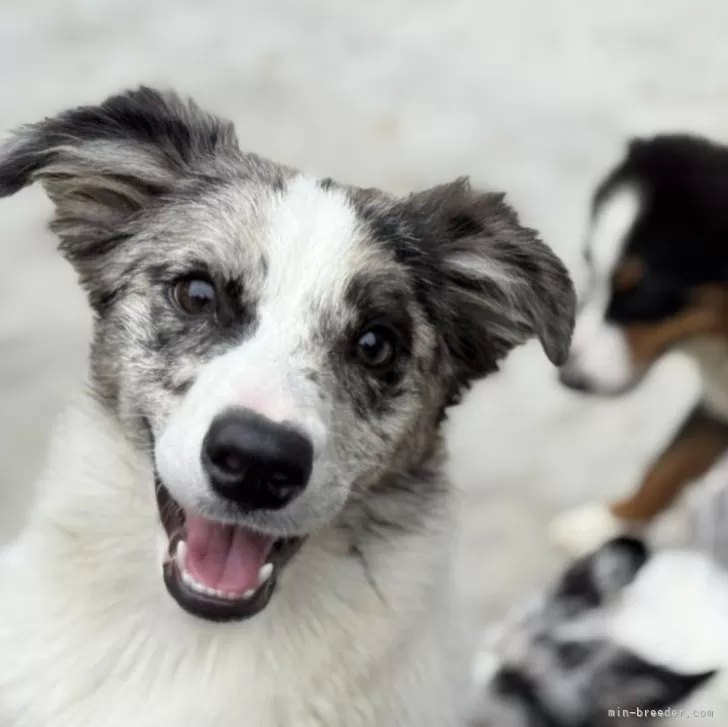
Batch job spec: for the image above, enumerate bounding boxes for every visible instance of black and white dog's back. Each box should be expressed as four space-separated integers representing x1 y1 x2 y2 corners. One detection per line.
0 88 575 726
470 536 728 726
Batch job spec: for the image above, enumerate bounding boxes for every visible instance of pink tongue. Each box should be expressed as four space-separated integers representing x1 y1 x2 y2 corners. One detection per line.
184 514 274 595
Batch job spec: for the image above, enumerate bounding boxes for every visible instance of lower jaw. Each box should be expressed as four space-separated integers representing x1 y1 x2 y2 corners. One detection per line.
163 535 278 622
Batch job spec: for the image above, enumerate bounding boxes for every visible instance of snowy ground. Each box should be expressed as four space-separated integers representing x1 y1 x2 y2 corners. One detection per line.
2 0 728 635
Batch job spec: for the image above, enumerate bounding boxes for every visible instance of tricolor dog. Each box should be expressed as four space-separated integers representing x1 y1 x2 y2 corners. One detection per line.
553 135 728 555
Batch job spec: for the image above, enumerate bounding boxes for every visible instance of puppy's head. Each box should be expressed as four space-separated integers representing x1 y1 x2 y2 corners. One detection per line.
560 135 728 396
0 87 575 621
470 537 715 726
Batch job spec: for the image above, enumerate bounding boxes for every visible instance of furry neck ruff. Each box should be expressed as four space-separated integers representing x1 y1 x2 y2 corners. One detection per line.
0 392 469 727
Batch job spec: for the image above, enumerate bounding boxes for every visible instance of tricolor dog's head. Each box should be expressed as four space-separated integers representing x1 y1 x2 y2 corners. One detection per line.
560 134 728 396
0 87 575 621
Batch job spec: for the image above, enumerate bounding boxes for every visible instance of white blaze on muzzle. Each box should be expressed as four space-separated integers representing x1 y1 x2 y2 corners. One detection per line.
561 295 635 394
155 338 327 514
560 182 643 394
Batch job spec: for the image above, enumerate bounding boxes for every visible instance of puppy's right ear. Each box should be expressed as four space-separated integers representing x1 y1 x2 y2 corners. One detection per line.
0 86 239 263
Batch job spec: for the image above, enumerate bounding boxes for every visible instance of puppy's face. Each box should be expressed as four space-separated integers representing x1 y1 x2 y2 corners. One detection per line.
560 137 728 396
0 87 575 621
469 538 715 726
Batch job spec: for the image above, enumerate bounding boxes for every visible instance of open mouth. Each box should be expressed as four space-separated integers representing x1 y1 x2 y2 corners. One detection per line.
155 478 304 622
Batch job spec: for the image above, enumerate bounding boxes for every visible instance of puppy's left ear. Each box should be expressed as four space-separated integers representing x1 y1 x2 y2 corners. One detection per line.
408 178 576 379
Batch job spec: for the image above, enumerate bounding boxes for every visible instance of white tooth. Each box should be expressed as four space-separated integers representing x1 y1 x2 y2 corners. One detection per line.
258 563 274 586
180 566 246 600
181 569 209 595
175 540 187 567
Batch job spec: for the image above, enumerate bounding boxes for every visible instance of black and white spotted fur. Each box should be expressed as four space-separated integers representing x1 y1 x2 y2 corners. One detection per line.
469 537 724 726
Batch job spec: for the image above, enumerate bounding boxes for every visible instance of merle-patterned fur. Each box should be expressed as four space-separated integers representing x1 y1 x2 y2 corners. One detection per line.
0 86 575 543
0 86 584 727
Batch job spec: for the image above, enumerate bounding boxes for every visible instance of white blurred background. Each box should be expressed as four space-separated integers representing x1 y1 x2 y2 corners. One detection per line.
2 0 727 622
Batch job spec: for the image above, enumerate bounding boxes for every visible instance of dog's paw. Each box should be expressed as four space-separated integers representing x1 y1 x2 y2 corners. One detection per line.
548 502 629 557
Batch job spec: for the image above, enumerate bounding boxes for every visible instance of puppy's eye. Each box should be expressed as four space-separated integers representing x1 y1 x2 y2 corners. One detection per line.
172 277 217 316
355 325 397 369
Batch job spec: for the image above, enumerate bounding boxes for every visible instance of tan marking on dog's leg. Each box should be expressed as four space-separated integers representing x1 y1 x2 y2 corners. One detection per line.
611 404 728 522
552 286 728 555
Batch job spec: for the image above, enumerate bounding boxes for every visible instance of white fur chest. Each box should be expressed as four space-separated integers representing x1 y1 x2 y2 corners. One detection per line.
0 401 467 727
0 529 466 727
0 397 468 727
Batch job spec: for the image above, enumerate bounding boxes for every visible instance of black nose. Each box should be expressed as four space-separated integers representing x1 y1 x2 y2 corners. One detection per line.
558 368 593 393
202 409 314 511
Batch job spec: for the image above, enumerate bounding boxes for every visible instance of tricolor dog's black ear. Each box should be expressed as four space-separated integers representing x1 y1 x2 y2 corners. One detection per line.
0 86 239 264
406 178 576 382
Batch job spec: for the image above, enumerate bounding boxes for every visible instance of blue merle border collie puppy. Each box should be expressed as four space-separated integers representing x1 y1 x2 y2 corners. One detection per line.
0 87 574 726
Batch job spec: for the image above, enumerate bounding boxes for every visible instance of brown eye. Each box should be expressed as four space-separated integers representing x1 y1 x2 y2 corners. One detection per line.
355 325 397 369
172 277 217 316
